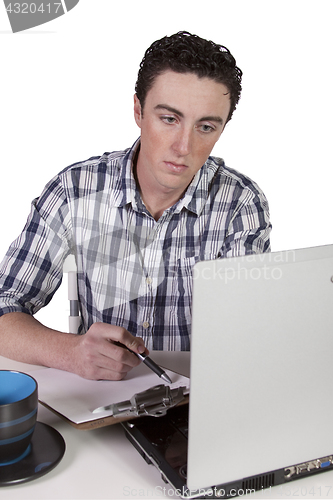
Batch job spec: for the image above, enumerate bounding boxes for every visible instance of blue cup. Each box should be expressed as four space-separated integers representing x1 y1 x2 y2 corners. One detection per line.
0 371 38 465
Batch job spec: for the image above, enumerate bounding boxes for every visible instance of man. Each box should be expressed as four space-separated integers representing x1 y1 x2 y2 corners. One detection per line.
0 32 271 380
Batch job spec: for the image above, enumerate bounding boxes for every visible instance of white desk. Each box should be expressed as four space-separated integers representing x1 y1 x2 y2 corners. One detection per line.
1 354 333 500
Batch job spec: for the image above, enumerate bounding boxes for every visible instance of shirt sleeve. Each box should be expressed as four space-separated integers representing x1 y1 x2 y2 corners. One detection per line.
221 184 272 258
0 176 72 318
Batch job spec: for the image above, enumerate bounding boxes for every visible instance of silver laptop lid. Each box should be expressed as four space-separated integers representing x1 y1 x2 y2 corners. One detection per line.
188 245 333 491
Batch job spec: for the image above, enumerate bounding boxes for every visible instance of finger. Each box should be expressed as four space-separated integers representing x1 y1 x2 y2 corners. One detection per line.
102 325 149 356
72 343 135 381
97 351 137 378
106 341 142 369
76 324 140 376
85 341 140 378
82 323 149 374
114 330 149 356
83 363 132 381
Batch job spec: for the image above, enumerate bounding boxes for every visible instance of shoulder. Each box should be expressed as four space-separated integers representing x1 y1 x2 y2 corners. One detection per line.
60 148 128 175
57 147 130 196
58 150 128 186
205 155 268 202
34 141 139 218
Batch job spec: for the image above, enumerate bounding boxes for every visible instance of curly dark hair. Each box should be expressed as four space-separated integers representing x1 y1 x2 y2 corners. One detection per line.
135 31 243 123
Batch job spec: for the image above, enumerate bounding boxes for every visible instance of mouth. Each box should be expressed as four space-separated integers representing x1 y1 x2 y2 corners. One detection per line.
164 161 188 173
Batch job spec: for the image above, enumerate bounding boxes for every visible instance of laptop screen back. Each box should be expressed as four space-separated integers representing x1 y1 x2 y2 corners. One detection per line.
187 245 333 491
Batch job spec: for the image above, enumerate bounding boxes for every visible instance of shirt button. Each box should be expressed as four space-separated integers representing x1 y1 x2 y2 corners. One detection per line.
142 321 150 329
146 277 152 285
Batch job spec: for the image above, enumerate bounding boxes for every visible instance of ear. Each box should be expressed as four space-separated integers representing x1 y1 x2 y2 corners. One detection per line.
134 94 142 128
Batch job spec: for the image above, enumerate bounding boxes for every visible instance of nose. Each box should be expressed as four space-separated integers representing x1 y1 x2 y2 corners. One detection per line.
172 127 192 157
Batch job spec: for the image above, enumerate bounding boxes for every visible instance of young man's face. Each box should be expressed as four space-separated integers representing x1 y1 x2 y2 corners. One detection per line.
134 70 231 202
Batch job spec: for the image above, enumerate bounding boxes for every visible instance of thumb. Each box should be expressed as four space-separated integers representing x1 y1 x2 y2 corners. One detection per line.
123 334 149 356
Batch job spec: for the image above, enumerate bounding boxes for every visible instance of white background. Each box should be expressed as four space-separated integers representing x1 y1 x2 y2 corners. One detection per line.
0 0 332 329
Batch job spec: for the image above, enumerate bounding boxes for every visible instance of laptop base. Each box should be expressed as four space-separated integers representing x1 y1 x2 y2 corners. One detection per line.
122 404 333 499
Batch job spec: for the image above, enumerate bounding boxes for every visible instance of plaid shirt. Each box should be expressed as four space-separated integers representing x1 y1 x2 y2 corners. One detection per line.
0 139 271 350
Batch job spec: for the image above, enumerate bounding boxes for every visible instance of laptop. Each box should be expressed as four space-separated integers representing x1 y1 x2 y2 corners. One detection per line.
122 244 333 498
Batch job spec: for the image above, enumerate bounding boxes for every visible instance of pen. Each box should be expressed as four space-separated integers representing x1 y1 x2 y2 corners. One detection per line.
133 351 172 384
114 342 172 384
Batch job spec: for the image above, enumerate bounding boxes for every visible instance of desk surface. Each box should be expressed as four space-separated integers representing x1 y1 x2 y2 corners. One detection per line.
1 353 333 500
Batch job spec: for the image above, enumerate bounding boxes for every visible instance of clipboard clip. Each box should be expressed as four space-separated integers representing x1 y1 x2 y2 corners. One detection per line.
93 384 187 418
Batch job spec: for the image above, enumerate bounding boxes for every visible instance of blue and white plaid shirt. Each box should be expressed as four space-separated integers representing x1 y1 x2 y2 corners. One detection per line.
0 139 271 350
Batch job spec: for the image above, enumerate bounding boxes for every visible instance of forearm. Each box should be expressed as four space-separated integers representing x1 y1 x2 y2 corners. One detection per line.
0 311 148 380
0 312 78 371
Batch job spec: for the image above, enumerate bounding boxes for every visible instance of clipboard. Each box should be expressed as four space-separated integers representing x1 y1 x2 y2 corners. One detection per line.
29 362 190 430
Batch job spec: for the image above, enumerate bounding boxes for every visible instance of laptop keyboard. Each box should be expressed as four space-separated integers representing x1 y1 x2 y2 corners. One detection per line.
129 404 189 477
169 405 189 439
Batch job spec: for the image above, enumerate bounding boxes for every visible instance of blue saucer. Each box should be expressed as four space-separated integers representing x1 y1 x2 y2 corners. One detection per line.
0 422 65 486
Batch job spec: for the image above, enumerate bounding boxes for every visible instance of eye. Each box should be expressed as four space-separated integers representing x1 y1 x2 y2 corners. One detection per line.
161 115 178 125
199 124 215 133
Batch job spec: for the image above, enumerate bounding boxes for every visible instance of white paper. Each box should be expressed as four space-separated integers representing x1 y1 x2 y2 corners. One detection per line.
30 364 189 424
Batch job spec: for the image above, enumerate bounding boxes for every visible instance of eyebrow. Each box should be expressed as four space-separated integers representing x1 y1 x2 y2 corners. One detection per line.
154 104 224 125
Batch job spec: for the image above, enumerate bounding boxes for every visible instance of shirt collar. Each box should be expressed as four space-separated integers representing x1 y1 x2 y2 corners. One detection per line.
113 138 141 209
114 138 222 216
173 156 222 216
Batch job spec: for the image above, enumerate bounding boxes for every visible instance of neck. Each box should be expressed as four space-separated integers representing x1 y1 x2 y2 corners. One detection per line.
141 194 179 221
133 151 185 221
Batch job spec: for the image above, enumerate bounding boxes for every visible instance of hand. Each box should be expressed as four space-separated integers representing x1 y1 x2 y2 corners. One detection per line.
71 323 149 380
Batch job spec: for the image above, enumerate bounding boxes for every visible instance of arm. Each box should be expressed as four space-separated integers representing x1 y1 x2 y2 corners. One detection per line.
0 312 148 380
0 174 148 380
0 254 149 381
222 184 271 257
